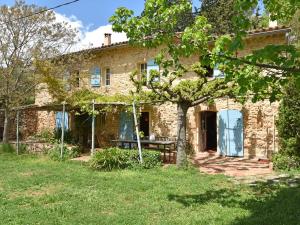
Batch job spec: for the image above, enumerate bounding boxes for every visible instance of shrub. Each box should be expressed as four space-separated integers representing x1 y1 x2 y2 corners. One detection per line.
54 128 74 144
48 144 81 161
35 128 55 142
272 153 300 170
89 147 161 171
277 78 300 156
0 144 15 153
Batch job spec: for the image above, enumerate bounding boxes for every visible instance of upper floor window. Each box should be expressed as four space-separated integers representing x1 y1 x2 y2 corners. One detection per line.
75 70 80 88
105 68 111 86
90 67 101 87
140 63 147 75
63 71 71 91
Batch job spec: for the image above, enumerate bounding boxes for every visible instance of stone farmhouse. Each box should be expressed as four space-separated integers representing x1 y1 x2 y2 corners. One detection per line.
0 26 291 159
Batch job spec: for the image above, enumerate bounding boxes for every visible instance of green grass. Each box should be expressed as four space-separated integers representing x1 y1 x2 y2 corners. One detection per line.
0 153 300 225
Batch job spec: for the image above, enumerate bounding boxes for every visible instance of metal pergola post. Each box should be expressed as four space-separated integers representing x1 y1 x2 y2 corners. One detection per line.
91 99 95 156
133 101 143 163
16 110 20 155
61 102 66 159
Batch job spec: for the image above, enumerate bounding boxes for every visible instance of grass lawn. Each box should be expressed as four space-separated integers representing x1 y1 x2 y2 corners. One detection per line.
0 153 300 225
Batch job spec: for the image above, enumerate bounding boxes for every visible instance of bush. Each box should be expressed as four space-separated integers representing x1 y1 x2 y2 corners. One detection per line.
54 128 74 144
48 144 81 161
272 153 300 170
277 78 300 156
89 147 162 171
0 144 15 153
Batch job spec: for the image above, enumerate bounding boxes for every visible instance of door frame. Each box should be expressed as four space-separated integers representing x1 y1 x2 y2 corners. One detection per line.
140 111 151 138
199 110 217 152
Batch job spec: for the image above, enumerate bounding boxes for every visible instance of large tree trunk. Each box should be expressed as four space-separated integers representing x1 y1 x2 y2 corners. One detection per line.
176 102 189 167
2 108 10 143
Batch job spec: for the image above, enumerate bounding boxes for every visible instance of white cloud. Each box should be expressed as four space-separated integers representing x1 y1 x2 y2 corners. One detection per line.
77 24 128 50
54 12 128 52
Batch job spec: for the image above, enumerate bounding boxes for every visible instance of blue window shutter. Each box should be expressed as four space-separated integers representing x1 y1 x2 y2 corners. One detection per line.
147 59 160 82
91 67 101 87
56 112 63 129
213 64 225 78
55 112 69 130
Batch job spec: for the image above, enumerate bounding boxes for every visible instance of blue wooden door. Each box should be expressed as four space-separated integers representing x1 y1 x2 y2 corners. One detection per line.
218 110 244 157
119 112 134 140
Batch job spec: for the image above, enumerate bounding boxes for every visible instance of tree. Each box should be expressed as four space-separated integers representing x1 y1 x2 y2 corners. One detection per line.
200 0 236 35
110 0 300 166
0 0 77 143
141 0 195 32
281 9 300 48
213 0 300 103
277 78 300 156
110 0 236 166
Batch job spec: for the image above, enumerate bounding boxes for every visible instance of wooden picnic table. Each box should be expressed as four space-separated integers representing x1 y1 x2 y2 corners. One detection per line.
112 139 176 162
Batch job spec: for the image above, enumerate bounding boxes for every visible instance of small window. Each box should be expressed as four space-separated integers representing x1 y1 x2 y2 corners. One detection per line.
63 71 71 91
105 68 111 86
75 70 80 87
140 63 147 74
91 67 101 87
139 63 147 81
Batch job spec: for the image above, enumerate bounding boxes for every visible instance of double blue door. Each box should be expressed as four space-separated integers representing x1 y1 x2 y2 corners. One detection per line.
218 110 244 157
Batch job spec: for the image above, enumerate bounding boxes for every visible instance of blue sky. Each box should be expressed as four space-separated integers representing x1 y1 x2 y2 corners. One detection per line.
1 0 200 30
0 0 261 50
0 0 200 50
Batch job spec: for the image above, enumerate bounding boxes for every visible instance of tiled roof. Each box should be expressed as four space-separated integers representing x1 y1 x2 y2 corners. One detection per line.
246 25 290 35
76 26 291 54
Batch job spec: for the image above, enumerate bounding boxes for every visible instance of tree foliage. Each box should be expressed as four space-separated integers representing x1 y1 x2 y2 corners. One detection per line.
0 0 77 142
110 0 236 166
200 0 236 35
277 78 300 156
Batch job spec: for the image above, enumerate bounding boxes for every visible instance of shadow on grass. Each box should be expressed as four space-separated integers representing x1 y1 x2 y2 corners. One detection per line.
168 182 300 225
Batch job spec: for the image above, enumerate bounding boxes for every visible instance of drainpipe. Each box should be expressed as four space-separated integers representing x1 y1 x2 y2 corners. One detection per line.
61 102 66 159
273 113 276 153
91 99 95 156
16 110 20 155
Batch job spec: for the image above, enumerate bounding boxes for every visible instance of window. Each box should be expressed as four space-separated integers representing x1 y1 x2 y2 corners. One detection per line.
105 68 111 86
139 63 147 81
75 70 80 87
90 67 101 87
63 71 71 91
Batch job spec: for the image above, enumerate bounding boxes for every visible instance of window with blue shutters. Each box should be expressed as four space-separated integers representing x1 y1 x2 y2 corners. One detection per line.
147 59 160 83
213 64 225 78
90 67 101 87
55 112 69 130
